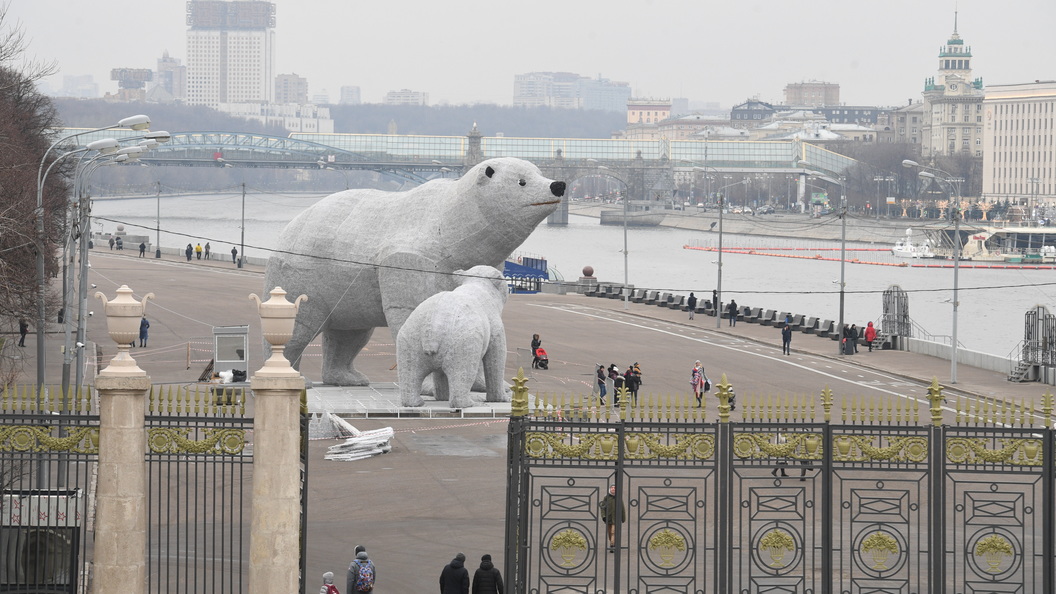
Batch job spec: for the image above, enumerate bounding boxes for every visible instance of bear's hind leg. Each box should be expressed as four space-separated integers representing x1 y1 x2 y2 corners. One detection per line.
397 359 429 407
446 365 480 409
321 328 374 386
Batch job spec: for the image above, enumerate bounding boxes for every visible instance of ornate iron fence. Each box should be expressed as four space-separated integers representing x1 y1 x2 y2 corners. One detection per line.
506 373 1056 593
0 383 313 594
145 384 253 594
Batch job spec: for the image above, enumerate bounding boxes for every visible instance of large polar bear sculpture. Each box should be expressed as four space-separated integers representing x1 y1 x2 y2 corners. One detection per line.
264 157 565 386
397 266 508 408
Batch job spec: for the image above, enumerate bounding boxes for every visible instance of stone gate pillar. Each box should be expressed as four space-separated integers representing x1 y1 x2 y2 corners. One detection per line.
247 287 308 594
92 285 154 593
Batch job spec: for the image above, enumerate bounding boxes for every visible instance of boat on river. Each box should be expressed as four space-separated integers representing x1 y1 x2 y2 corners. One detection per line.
891 230 935 259
920 223 1056 263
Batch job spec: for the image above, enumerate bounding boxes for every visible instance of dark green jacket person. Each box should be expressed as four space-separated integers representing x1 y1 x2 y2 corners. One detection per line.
601 485 626 550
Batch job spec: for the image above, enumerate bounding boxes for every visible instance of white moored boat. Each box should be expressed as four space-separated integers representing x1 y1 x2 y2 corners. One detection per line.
891 229 935 258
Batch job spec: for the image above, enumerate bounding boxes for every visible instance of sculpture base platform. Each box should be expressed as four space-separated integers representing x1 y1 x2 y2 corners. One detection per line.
306 382 524 419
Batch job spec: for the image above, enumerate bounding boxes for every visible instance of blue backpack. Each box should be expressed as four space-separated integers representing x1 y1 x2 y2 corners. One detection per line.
353 559 375 592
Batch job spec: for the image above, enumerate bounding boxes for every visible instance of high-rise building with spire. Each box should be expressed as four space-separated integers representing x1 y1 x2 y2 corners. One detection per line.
920 11 985 158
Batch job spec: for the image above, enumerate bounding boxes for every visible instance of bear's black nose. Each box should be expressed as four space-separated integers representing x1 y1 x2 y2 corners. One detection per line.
550 181 566 197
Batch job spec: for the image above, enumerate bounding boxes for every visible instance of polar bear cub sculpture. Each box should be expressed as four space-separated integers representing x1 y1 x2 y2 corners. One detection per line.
264 157 564 386
397 266 509 408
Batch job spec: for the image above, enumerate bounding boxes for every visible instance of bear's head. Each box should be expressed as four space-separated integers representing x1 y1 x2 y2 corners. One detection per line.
455 265 508 304
458 158 565 233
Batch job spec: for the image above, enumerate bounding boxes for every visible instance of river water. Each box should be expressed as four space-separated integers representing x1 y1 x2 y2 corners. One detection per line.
92 191 1056 359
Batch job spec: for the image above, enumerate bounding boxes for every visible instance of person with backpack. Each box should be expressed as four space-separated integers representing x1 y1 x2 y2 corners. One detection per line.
319 571 340 594
347 546 375 593
439 552 470 594
471 553 504 594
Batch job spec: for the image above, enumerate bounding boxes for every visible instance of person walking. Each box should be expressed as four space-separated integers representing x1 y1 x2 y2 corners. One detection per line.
712 289 718 315
17 319 28 347
204 242 211 260
195 243 203 260
600 484 626 552
471 554 504 594
185 244 193 261
726 299 738 327
687 292 697 320
347 546 375 593
108 236 115 250
139 315 150 348
781 323 792 355
691 360 707 407
439 552 470 594
531 333 542 369
595 364 607 404
864 321 878 352
231 246 238 264
319 571 340 594
849 324 860 353
138 242 146 257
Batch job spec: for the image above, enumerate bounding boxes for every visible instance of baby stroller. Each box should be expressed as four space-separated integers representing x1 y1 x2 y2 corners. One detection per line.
534 347 549 370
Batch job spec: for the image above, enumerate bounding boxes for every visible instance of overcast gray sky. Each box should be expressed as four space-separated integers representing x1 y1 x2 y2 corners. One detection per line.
8 0 1056 108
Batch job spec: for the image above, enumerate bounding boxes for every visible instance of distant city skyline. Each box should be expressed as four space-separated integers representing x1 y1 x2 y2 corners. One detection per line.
8 0 1056 108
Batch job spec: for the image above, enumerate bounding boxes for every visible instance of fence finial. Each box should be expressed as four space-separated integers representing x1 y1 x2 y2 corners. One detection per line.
820 387 833 422
716 374 733 423
927 377 944 426
511 368 529 416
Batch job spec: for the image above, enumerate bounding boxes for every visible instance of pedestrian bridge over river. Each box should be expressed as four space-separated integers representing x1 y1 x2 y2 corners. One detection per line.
69 126 860 223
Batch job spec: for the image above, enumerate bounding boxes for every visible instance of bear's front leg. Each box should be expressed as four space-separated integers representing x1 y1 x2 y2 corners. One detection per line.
321 328 374 386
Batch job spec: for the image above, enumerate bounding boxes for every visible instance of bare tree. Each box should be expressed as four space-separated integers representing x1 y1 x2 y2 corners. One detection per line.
0 4 65 385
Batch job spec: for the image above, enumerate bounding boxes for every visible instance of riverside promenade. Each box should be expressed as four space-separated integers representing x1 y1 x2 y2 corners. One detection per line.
8 247 1048 592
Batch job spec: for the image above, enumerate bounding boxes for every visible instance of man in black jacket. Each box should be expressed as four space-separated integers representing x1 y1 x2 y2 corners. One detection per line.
471 554 504 594
440 552 469 594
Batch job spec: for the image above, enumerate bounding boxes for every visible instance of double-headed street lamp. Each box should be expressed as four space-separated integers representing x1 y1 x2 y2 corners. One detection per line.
799 160 847 355
903 159 962 383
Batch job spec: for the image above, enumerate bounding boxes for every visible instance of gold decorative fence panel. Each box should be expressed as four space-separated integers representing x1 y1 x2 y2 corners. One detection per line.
505 372 1056 594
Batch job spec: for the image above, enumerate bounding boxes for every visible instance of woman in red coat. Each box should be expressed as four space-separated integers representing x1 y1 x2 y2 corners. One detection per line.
864 322 878 352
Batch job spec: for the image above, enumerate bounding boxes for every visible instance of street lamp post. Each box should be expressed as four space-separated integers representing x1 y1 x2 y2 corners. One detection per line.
240 181 246 269
34 115 150 391
1030 177 1041 220
595 164 630 310
799 161 847 355
707 177 749 328
155 180 162 258
904 159 961 383
873 175 894 220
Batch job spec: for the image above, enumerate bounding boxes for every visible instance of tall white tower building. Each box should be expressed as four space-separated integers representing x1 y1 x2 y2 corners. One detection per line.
185 1 276 107
920 12 985 158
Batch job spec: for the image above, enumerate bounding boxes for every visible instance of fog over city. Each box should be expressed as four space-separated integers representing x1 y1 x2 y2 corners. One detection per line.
9 0 1056 108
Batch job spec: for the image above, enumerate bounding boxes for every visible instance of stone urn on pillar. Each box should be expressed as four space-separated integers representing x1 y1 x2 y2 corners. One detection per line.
249 286 308 377
94 285 154 376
